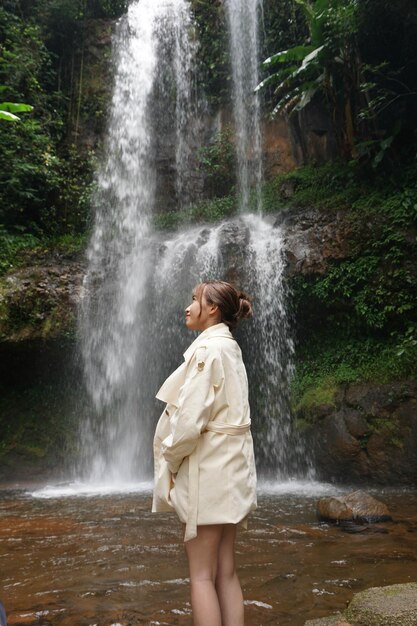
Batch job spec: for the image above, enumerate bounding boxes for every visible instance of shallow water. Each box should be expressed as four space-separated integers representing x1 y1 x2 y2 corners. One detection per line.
1 482 416 625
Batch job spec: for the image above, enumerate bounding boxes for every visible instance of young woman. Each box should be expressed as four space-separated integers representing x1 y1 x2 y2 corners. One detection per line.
152 280 257 626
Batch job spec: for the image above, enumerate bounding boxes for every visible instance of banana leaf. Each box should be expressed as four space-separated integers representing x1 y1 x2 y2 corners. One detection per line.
0 102 33 113
263 45 315 68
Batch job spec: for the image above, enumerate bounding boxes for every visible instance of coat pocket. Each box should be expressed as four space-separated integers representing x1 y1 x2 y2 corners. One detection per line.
152 455 174 512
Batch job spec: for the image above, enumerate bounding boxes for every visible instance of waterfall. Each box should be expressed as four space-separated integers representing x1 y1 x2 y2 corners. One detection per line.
75 0 311 488
225 0 263 213
77 0 197 483
223 0 308 476
146 215 307 479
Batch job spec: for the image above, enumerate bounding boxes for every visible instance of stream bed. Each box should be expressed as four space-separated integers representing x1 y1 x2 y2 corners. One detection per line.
1 482 416 625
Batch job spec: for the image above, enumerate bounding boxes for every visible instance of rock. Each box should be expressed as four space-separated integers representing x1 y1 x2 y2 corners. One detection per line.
309 412 363 481
301 380 417 484
343 409 369 438
317 491 391 523
262 116 297 177
291 98 339 165
304 615 352 626
283 206 352 275
0 256 85 342
345 582 417 626
343 490 391 521
317 497 354 521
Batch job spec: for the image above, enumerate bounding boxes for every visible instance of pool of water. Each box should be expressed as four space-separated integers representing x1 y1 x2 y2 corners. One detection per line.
1 481 416 625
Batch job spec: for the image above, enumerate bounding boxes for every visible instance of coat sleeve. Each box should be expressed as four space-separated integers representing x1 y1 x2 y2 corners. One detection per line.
161 347 224 474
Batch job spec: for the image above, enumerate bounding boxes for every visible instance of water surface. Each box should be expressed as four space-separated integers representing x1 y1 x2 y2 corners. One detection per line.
1 483 416 625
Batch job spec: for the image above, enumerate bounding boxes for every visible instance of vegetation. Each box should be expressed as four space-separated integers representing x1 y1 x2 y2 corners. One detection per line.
197 126 236 197
259 0 417 167
0 1 116 244
282 160 417 408
191 0 307 107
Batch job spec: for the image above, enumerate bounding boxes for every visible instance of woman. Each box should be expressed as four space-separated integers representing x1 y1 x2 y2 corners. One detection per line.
152 280 257 626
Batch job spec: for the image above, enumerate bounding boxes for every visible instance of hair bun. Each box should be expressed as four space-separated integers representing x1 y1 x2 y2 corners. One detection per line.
236 291 253 321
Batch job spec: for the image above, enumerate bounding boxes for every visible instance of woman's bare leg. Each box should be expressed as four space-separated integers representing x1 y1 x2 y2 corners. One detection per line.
184 524 223 626
215 524 244 626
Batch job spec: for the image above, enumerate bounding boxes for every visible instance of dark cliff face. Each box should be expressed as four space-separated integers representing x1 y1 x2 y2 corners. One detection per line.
299 380 417 486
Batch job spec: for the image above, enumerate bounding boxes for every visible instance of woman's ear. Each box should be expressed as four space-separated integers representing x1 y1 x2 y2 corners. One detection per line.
209 304 220 319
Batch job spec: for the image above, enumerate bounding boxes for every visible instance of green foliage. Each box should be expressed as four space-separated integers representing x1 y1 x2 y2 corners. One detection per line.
286 161 417 411
0 226 40 274
265 160 363 211
198 126 236 197
291 331 417 411
260 0 417 166
261 0 308 60
0 100 33 121
154 194 237 231
30 0 127 22
258 0 360 147
293 377 337 412
0 5 98 236
290 167 417 334
190 0 309 107
191 0 230 106
354 0 417 168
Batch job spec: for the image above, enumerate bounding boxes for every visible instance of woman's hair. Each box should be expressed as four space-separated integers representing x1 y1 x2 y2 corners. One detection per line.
194 280 252 330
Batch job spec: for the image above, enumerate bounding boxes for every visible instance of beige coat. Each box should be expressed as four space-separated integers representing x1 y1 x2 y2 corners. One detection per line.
152 322 257 541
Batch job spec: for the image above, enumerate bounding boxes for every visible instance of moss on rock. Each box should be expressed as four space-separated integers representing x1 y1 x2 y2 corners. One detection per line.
345 583 417 626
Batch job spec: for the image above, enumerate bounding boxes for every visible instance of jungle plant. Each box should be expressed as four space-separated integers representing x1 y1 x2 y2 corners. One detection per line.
0 96 33 121
257 0 361 158
198 126 236 197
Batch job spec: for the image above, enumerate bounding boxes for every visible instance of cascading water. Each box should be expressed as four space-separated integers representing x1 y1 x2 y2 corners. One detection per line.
223 0 310 477
76 0 311 488
225 0 263 213
78 0 197 483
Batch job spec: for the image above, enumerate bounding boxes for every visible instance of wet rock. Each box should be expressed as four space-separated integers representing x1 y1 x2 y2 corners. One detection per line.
291 100 339 165
0 255 85 342
218 218 250 283
317 497 354 522
304 615 352 626
283 207 352 275
262 116 297 177
301 380 417 484
343 409 369 438
317 491 392 523
345 582 417 626
343 491 392 522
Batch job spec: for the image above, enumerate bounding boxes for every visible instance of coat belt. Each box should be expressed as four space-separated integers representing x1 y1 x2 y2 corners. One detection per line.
184 421 251 542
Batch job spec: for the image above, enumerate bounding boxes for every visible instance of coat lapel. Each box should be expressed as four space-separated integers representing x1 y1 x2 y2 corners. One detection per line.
155 323 234 406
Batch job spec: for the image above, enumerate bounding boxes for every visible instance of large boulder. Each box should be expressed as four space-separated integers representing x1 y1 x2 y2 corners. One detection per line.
317 490 392 523
304 583 417 625
345 583 417 626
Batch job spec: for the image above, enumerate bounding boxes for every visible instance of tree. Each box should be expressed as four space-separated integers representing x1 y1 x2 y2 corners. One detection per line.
257 0 361 158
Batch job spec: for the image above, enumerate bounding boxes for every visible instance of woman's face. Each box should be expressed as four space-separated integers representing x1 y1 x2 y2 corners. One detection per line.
185 289 219 331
